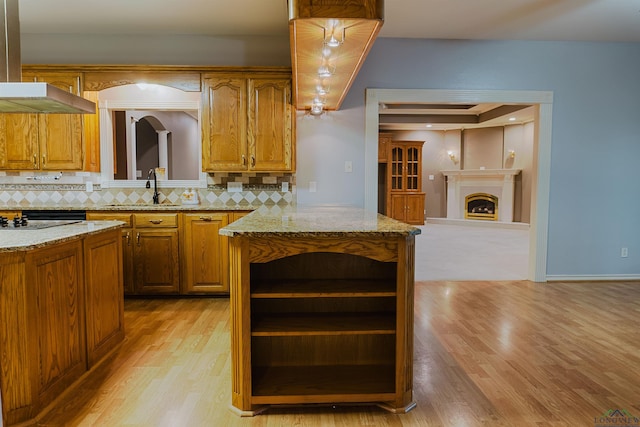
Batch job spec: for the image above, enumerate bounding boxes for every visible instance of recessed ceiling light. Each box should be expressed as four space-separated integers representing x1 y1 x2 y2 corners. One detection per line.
426 124 432 128
509 117 516 121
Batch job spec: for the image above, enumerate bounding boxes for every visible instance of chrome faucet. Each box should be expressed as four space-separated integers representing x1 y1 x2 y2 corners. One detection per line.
145 168 160 204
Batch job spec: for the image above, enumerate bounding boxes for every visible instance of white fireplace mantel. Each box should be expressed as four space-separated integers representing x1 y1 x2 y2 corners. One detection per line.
442 169 521 222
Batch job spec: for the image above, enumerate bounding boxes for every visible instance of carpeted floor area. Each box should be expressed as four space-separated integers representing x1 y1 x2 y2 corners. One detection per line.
414 222 529 281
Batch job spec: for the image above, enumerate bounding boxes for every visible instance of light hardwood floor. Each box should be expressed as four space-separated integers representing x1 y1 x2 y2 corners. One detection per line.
38 280 640 426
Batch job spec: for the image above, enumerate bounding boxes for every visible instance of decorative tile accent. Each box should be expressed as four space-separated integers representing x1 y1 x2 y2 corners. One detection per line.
0 171 296 208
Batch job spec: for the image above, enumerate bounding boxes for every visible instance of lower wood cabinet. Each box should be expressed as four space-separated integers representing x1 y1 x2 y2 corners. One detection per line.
0 228 124 426
390 193 425 225
133 213 180 295
83 230 125 367
27 240 86 410
87 210 251 296
182 213 229 294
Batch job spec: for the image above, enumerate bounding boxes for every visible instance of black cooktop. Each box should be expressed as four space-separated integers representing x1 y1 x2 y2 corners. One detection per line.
0 219 82 230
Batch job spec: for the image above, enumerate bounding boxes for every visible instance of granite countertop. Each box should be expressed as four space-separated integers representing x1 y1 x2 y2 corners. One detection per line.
219 206 422 238
0 220 125 252
0 204 256 212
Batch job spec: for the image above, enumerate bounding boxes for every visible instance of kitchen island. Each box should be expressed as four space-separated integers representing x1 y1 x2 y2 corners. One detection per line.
0 221 125 426
220 206 421 415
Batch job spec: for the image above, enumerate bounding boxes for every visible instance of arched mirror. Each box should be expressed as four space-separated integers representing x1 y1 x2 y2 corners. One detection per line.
97 83 206 188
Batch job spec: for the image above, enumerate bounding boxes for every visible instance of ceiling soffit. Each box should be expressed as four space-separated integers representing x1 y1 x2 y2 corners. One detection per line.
288 0 384 112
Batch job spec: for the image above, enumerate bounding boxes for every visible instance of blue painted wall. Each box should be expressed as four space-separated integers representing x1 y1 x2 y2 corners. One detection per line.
297 38 640 276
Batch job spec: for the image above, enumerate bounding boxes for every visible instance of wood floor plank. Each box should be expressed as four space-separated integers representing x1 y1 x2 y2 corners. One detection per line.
35 280 640 426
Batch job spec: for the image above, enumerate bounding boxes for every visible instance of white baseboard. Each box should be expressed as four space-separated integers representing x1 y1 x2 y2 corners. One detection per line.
546 274 640 282
425 217 530 231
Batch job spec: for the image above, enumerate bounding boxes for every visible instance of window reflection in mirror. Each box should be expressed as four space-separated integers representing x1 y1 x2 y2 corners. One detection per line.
97 84 205 187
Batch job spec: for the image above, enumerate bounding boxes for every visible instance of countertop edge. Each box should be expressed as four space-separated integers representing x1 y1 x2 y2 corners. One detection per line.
0 221 125 253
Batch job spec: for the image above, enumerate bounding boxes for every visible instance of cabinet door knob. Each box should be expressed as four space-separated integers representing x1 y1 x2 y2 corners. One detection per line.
42 155 46 165
125 232 131 246
136 232 141 246
33 154 37 168
149 219 163 224
251 155 256 167
199 216 213 221
242 155 246 165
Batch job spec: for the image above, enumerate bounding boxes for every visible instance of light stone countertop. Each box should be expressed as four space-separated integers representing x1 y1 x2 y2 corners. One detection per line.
0 203 257 212
0 221 125 252
219 206 422 238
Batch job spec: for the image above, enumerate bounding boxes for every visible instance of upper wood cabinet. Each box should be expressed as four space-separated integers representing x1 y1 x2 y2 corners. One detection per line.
248 78 294 171
0 72 85 170
202 74 295 172
0 113 39 169
201 75 247 171
22 72 85 170
378 132 392 163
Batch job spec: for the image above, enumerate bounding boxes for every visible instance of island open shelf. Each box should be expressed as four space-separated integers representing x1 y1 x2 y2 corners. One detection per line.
220 207 420 416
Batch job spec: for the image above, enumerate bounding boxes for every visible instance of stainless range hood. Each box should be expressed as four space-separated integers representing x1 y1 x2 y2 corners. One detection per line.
0 0 95 114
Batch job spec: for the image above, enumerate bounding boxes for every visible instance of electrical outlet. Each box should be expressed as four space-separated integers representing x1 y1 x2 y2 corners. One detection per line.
309 181 317 193
621 247 628 258
85 181 93 192
345 161 353 173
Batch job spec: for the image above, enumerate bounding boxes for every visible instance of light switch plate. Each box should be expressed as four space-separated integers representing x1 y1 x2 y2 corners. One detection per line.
281 182 289 192
85 181 94 192
309 181 317 192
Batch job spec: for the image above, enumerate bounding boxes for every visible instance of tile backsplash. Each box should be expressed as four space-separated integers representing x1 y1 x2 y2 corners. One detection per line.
0 171 296 208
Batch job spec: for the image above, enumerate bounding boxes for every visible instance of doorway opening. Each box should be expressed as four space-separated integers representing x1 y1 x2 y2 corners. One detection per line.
365 89 553 282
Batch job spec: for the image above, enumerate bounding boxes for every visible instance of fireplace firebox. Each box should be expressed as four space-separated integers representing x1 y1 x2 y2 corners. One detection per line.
465 193 498 221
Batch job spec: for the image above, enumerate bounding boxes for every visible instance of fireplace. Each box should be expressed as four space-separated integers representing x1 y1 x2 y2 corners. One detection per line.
441 169 521 222
465 193 498 221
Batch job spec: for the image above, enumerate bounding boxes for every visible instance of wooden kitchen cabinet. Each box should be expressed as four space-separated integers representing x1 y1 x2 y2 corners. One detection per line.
22 72 85 170
0 113 39 169
83 230 125 367
133 213 180 295
247 78 294 171
378 132 392 163
201 73 294 172
385 141 425 225
390 193 425 225
201 75 247 171
87 212 180 295
87 212 135 294
87 210 250 296
0 227 124 426
26 240 86 414
182 212 229 294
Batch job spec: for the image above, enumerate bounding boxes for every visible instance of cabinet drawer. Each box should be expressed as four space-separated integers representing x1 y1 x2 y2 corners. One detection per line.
87 212 133 227
134 213 178 228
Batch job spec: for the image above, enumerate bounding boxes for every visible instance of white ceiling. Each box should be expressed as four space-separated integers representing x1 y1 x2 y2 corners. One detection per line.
17 0 639 130
18 0 640 42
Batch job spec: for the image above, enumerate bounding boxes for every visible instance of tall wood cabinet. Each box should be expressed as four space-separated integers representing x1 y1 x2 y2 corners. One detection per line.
201 73 294 172
383 140 425 225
